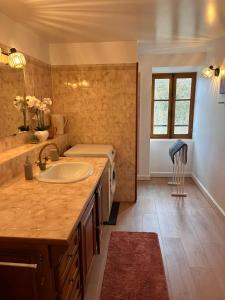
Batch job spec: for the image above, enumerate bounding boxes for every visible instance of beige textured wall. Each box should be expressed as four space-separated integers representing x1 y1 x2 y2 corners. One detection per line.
24 55 52 99
51 63 137 203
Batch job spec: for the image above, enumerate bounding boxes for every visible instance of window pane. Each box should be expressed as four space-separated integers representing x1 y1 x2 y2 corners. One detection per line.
176 78 192 99
153 101 169 135
154 79 170 100
175 101 190 126
154 126 168 135
174 126 189 134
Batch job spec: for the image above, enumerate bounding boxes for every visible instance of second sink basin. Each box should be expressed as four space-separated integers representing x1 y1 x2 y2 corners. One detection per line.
36 162 94 183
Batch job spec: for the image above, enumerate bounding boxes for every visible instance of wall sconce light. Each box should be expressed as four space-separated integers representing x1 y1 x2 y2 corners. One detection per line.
201 65 220 78
8 48 26 69
0 47 26 69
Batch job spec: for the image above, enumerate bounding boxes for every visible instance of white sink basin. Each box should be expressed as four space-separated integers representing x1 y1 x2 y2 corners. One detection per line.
36 162 94 183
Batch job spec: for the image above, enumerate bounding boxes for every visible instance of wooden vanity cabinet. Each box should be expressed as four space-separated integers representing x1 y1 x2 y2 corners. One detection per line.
53 178 104 299
0 170 106 300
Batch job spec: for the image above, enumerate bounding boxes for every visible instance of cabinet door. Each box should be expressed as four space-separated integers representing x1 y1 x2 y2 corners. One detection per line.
0 263 38 300
80 194 96 288
0 246 54 300
96 182 103 254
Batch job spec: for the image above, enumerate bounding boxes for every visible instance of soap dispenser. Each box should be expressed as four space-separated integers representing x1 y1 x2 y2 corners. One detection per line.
24 156 33 180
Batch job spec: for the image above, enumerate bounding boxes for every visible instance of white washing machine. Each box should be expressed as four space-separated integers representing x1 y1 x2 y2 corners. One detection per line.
64 144 116 222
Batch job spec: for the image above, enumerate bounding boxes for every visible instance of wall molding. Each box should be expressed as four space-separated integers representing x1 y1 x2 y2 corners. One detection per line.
151 172 192 178
192 173 225 219
137 174 151 181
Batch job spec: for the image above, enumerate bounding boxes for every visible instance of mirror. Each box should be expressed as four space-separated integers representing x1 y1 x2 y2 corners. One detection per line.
0 64 25 138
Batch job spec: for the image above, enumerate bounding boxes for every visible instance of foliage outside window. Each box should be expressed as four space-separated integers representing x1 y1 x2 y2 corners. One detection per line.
151 73 196 139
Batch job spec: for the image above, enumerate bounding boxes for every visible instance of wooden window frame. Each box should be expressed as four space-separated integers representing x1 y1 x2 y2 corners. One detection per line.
150 72 196 139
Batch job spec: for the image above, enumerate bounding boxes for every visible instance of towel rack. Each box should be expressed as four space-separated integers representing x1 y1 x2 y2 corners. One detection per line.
168 140 188 197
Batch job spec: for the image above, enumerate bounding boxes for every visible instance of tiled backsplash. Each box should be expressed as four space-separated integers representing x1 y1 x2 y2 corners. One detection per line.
51 63 137 203
0 135 69 186
0 132 30 153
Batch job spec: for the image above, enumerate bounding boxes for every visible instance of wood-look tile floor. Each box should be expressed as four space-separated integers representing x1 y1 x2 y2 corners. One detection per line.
84 178 225 300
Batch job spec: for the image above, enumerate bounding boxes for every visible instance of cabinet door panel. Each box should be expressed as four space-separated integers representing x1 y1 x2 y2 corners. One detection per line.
96 182 103 254
84 212 94 270
0 264 38 300
81 194 96 288
0 246 53 300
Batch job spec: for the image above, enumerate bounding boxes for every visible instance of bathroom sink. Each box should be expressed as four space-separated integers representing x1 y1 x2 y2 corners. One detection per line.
35 162 94 183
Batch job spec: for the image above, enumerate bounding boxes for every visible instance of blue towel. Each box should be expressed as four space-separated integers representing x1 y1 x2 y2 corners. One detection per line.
169 140 188 164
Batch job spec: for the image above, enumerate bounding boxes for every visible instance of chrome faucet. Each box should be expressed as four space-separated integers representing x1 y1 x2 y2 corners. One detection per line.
37 143 60 171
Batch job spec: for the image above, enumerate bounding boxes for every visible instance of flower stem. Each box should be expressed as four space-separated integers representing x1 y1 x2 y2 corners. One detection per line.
23 109 27 128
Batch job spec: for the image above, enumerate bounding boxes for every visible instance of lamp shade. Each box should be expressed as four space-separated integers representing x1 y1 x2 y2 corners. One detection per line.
8 48 26 69
201 67 213 78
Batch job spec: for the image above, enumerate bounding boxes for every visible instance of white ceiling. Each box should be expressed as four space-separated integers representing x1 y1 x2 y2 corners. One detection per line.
0 0 224 44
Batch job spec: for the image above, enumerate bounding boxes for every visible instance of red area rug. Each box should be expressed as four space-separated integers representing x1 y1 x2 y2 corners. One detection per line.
100 232 170 300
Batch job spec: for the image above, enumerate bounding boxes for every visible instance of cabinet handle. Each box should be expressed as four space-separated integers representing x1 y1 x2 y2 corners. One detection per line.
0 262 37 269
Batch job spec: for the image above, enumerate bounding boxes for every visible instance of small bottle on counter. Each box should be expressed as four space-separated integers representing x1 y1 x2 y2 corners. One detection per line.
24 156 33 180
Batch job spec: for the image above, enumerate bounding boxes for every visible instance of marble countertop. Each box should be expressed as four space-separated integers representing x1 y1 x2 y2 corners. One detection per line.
0 157 108 244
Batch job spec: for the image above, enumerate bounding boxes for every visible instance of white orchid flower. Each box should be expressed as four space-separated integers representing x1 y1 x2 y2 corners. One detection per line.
15 96 23 102
43 98 52 105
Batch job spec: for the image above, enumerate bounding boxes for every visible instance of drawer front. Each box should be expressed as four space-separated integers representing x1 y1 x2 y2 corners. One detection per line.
58 230 79 287
61 255 80 300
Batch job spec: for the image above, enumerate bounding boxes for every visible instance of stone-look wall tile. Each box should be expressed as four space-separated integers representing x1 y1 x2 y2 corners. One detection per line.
0 65 24 137
0 132 31 153
0 135 69 186
51 64 137 203
24 55 52 99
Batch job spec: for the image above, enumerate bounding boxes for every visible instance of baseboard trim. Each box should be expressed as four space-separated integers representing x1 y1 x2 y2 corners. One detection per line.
192 173 225 219
137 175 151 181
151 172 192 178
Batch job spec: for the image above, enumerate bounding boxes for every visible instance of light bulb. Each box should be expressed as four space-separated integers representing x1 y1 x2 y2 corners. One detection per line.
8 48 26 69
201 67 213 78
